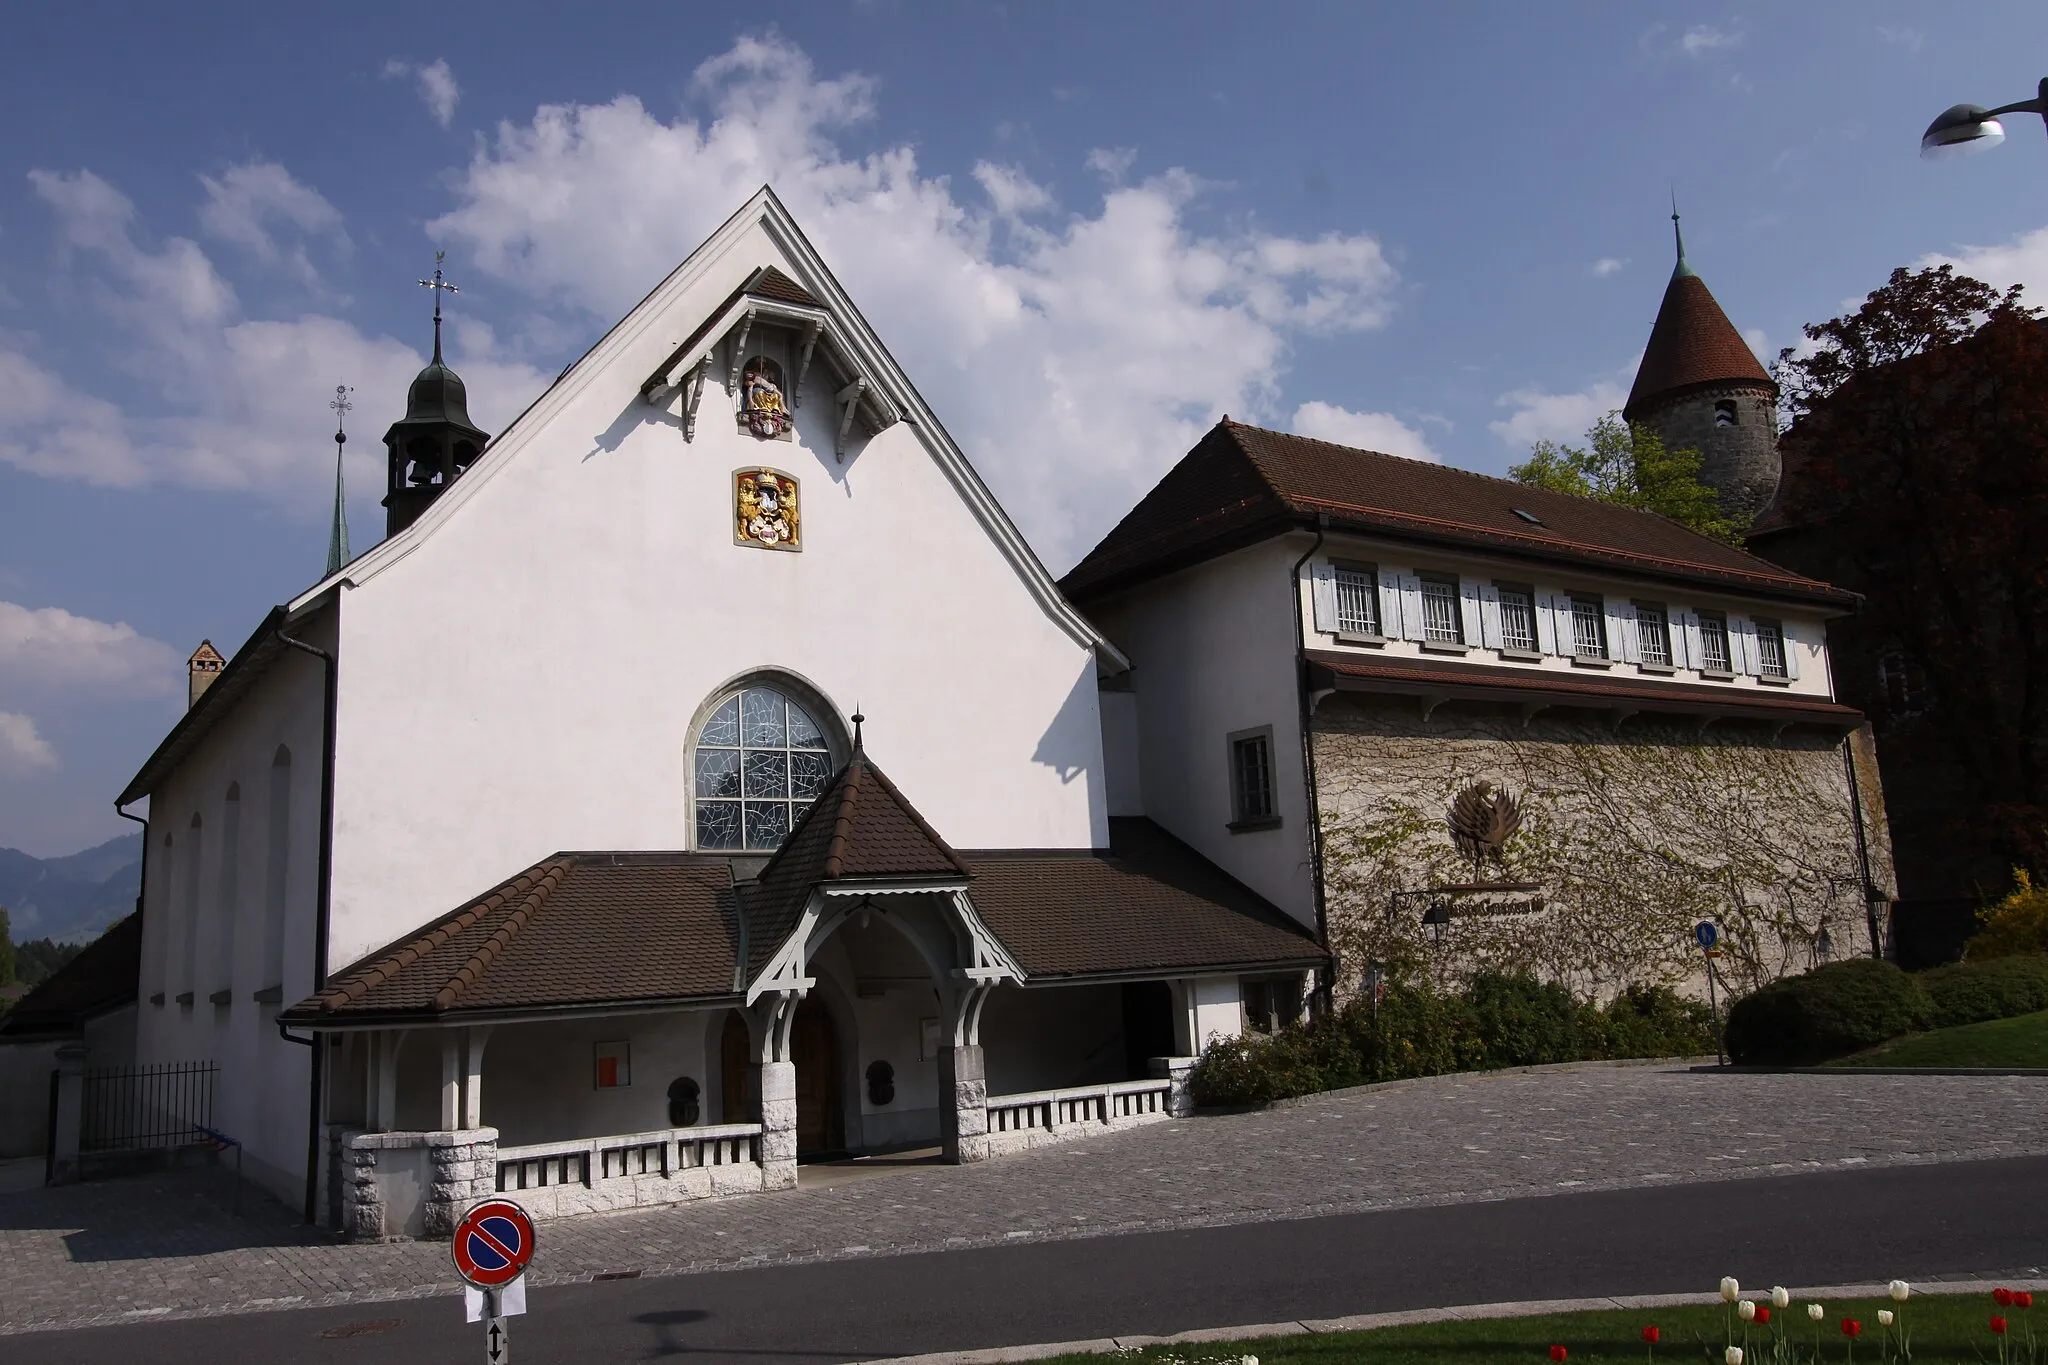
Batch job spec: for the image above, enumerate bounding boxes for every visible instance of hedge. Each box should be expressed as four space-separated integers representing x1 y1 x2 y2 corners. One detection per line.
1723 958 1934 1065
1917 954 2048 1028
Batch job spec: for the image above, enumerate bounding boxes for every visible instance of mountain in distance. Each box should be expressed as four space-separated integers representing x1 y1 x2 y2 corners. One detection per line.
0 832 143 944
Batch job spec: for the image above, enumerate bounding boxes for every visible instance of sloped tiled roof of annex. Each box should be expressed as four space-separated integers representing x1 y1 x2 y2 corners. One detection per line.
739 748 972 979
281 854 741 1024
1624 270 1775 420
0 913 141 1038
962 819 1323 979
1059 420 1851 607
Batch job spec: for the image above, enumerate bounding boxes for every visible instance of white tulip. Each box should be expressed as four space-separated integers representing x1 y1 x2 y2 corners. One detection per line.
1722 1277 1741 1303
1889 1281 1910 1303
1808 1305 1825 1322
1772 1287 1791 1309
1739 1301 1757 1322
1727 1348 1745 1365
1878 1311 1895 1328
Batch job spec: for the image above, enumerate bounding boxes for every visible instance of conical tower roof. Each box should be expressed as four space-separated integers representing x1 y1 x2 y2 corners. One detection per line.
1623 214 1773 421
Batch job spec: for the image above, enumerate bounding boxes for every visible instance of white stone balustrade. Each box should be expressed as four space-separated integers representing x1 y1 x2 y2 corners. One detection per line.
984 1078 1175 1156
493 1122 767 1219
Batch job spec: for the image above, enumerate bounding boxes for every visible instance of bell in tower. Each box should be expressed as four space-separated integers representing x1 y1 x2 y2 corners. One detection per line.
383 253 491 537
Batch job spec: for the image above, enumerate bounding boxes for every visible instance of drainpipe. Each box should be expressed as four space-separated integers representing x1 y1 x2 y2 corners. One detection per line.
114 801 148 1001
1289 513 1333 1015
278 627 338 1224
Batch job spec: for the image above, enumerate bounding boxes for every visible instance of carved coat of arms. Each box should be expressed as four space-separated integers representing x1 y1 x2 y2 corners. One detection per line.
1447 781 1522 870
740 356 791 439
735 467 800 551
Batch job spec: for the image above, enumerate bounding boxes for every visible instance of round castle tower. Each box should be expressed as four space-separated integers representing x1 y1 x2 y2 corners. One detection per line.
1622 213 1780 523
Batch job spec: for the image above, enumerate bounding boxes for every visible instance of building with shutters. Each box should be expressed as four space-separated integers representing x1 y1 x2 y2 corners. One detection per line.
1062 419 1894 999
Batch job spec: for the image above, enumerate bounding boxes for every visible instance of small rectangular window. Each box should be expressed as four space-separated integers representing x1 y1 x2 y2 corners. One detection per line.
1242 975 1304 1035
1229 729 1276 828
1334 566 1379 635
1497 587 1538 652
1756 620 1788 678
1569 594 1607 659
1699 612 1732 673
1419 576 1462 644
1635 604 1671 667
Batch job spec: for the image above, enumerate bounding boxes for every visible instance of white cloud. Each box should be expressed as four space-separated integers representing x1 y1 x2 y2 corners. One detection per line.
1742 326 1772 365
1489 380 1629 449
1876 25 1924 54
1918 226 2048 301
1591 257 1627 278
1680 24 1743 56
0 600 182 694
198 160 347 282
0 712 56 774
1290 401 1439 462
384 57 460 127
428 34 1401 566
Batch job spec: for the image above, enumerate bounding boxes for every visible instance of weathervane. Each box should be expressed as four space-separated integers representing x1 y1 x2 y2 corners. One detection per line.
326 384 353 576
419 250 459 361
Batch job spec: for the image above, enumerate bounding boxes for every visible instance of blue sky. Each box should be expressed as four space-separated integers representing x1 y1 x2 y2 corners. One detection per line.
4 1 2048 857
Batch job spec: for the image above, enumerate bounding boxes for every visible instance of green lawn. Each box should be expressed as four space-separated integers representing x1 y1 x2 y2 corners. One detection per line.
1829 1008 2048 1068
1052 1292 2039 1365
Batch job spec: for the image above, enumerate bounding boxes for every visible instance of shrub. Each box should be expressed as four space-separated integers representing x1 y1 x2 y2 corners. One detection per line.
1969 870 2048 959
1466 972 1597 1067
1600 983 1720 1058
1724 958 1935 1065
1345 982 1487 1081
1917 954 2048 1028
1187 1014 1357 1106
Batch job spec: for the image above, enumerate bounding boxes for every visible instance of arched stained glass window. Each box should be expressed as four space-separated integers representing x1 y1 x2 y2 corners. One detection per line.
694 687 835 851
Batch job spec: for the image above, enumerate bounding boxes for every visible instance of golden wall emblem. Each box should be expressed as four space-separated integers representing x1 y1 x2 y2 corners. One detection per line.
1447 781 1522 870
734 467 800 551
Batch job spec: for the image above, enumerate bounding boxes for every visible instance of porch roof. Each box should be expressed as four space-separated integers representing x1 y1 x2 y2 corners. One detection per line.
0 912 141 1039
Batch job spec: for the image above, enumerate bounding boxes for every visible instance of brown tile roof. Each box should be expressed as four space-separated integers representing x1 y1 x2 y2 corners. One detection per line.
1306 649 1864 726
1623 271 1775 419
742 750 971 977
745 265 823 309
1060 420 1850 608
0 913 141 1038
281 854 742 1025
961 819 1324 980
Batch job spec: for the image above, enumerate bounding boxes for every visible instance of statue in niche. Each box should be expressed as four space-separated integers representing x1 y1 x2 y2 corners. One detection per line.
735 467 801 551
740 354 791 439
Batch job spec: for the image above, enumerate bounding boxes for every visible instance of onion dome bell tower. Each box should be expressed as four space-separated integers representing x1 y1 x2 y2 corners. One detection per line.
382 255 490 537
1622 209 1780 524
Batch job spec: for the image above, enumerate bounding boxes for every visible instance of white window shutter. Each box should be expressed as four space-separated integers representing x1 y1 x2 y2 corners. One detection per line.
1310 563 1337 634
1609 601 1639 663
1458 580 1482 645
1535 593 1558 654
1479 585 1504 649
1377 572 1403 639
1782 621 1802 680
1401 574 1428 642
1679 611 1702 670
1553 595 1577 653
1733 617 1760 675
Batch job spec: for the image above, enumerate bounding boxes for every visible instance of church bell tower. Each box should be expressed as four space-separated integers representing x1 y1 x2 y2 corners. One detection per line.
382 254 491 537
1623 210 1780 523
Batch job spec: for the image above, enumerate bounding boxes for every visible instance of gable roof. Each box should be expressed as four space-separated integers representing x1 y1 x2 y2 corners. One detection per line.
1624 269 1775 420
0 913 141 1038
1060 420 1852 608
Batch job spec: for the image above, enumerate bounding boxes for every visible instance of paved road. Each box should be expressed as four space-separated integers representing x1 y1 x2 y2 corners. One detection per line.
10 1155 2046 1365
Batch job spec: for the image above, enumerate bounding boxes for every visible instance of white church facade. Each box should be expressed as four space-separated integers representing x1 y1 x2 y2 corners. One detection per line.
111 190 1323 1237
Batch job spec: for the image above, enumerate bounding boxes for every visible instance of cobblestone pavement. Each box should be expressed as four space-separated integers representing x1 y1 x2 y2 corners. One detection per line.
4 1063 2044 1336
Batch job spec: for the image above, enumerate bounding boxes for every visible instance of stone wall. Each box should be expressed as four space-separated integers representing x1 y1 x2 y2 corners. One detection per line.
1311 694 1894 996
1639 382 1781 524
333 1127 497 1242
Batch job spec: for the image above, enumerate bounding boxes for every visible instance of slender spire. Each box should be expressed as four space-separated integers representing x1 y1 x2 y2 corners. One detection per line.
1670 191 1696 280
327 385 352 575
418 251 459 363
851 709 865 753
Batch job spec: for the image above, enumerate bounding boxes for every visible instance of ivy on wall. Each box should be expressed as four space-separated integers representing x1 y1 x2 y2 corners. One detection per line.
1313 696 1891 998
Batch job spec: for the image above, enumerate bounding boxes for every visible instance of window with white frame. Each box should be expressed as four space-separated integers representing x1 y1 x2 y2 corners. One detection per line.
1569 594 1607 659
1755 620 1789 679
1229 727 1277 828
1635 604 1672 667
1698 612 1732 673
1243 975 1304 1034
1420 575 1462 644
1497 587 1538 652
1333 565 1379 635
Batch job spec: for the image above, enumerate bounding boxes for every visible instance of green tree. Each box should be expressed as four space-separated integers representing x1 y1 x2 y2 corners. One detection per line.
0 907 14 987
1510 413 1747 545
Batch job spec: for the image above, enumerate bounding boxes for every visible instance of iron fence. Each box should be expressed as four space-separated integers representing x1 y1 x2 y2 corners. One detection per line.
80 1061 217 1153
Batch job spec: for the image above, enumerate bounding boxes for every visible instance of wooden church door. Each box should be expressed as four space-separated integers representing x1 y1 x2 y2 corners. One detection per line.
790 997 844 1157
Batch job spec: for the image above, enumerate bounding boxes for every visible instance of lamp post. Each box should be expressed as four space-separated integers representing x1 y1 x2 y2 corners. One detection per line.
1921 77 2048 158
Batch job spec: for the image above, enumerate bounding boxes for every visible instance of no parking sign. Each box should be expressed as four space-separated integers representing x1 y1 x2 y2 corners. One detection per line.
454 1199 534 1363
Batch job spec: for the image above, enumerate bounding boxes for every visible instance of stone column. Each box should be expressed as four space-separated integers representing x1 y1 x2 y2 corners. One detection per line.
939 1044 989 1164
424 1127 499 1239
756 1060 798 1190
47 1042 90 1185
1149 1055 1198 1117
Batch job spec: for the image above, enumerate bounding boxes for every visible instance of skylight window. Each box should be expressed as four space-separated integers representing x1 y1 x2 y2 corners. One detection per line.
1511 508 1544 525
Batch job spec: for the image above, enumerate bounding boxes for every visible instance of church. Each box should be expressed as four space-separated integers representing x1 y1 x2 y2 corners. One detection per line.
84 191 1889 1241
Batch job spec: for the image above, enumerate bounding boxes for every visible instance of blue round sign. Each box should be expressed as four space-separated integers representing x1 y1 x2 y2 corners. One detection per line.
1694 921 1719 951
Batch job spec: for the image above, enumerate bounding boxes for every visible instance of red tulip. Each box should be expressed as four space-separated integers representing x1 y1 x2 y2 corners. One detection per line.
1643 1327 1661 1344
1842 1321 1863 1338
1551 1346 1568 1362
1992 1317 2009 1336
2017 1293 2035 1310
1755 1308 1771 1326
1995 1289 2015 1307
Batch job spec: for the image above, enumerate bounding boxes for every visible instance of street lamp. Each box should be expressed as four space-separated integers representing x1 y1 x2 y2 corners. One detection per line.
1921 77 2048 158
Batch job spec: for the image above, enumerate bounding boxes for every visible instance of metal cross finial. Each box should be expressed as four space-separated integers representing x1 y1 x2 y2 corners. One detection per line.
418 251 459 361
330 384 352 444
